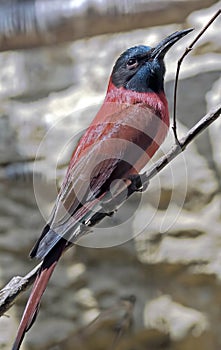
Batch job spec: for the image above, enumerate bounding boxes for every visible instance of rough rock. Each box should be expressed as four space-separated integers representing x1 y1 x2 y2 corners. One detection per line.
144 295 208 340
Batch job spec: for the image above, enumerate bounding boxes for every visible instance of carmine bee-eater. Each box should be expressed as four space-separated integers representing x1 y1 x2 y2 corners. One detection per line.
13 28 192 349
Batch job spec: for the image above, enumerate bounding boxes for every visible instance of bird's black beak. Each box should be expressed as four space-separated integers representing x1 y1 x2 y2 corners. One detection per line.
151 28 193 59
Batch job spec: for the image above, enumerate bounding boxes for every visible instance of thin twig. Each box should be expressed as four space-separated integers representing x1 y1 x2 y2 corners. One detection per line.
0 104 220 317
172 9 221 143
109 296 136 350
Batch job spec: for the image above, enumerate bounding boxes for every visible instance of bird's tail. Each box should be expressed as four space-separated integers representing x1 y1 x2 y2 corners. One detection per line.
12 241 66 350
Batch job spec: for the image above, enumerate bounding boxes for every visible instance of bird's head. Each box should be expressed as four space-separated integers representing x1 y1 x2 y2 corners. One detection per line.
111 29 193 94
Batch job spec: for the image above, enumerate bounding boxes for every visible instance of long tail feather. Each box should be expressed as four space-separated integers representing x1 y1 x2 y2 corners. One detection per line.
12 240 66 350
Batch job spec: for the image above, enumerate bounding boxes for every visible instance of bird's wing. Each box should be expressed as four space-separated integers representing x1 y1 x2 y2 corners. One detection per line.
31 104 164 259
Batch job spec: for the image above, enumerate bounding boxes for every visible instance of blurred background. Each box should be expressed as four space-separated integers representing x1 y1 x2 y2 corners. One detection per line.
0 0 221 349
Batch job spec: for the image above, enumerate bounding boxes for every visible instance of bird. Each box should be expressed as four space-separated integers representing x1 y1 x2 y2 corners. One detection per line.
12 28 192 349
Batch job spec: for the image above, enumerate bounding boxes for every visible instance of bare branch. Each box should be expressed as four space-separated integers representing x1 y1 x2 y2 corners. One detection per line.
172 9 221 143
0 104 220 317
142 104 221 184
0 263 41 317
0 0 203 52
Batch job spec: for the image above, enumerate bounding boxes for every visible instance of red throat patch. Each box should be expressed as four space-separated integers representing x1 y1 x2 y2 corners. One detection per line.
105 80 169 127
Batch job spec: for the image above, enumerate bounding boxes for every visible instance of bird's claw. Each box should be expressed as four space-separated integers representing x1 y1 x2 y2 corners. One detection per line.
101 200 117 216
127 174 149 192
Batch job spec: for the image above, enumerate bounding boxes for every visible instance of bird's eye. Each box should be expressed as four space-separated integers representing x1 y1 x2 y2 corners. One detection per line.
126 58 138 69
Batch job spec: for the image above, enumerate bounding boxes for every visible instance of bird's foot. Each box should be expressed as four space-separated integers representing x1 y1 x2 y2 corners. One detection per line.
127 174 149 193
100 201 117 217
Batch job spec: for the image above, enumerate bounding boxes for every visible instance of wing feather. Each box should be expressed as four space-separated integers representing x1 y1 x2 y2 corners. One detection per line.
31 104 166 259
